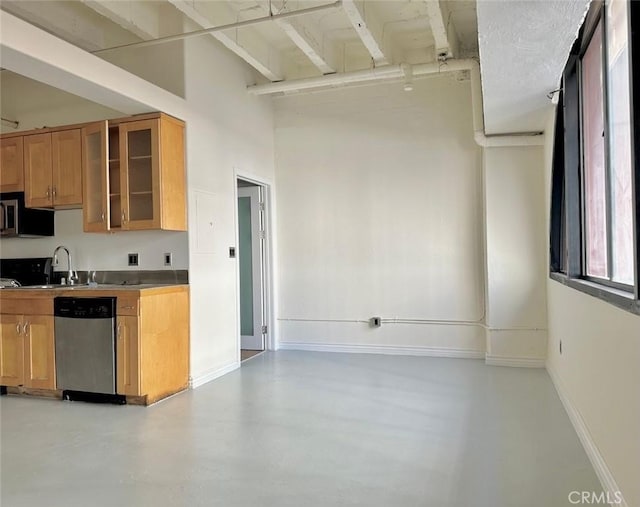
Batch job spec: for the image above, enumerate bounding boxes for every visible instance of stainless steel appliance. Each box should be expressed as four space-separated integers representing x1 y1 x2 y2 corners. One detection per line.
0 192 55 237
54 297 117 395
0 257 52 286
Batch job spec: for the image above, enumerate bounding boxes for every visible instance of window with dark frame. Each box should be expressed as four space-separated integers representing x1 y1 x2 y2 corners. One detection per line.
550 0 640 314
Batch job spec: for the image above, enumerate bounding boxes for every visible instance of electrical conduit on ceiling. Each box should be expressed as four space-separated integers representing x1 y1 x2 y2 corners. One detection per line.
247 59 545 147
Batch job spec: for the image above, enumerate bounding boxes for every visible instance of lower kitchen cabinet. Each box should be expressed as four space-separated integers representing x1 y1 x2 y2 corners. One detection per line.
0 313 55 389
23 315 56 390
1 286 188 404
115 288 190 404
0 314 24 386
116 316 140 396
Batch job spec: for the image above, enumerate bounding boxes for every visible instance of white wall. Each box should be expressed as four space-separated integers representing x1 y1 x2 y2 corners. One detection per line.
182 35 275 382
0 210 188 271
543 113 640 507
274 76 485 355
483 147 548 362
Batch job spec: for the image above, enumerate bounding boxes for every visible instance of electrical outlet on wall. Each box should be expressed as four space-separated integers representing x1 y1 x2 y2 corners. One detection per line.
164 253 172 266
128 253 139 266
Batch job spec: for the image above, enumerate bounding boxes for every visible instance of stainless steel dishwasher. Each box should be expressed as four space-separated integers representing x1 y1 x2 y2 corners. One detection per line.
54 297 117 396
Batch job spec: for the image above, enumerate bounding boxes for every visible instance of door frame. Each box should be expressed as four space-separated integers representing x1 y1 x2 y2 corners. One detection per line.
234 170 277 361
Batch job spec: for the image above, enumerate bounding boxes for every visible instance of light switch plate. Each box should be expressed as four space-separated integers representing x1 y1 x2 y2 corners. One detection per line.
128 253 139 266
164 252 172 266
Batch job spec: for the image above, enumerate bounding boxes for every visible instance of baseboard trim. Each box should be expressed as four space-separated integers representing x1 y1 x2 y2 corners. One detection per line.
189 361 240 389
547 364 627 507
485 355 546 368
278 342 484 359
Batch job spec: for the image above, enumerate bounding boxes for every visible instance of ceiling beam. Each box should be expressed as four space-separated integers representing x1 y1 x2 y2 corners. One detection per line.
256 0 336 74
82 1 161 40
168 0 283 81
424 0 451 59
0 0 105 51
341 0 388 65
0 10 187 118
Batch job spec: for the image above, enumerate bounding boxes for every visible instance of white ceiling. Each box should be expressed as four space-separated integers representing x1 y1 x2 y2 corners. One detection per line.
477 0 589 134
0 0 478 82
1 0 594 136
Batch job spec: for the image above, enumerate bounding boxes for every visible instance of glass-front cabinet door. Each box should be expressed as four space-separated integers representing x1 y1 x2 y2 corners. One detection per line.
81 121 109 232
119 119 161 230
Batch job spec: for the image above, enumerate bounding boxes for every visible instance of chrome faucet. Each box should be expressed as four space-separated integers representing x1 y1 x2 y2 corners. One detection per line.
53 245 78 285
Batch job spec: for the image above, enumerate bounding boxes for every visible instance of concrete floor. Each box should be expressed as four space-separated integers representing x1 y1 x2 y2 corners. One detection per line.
1 351 600 507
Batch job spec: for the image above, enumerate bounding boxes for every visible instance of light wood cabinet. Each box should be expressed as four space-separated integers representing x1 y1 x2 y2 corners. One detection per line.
0 314 24 386
0 283 188 405
0 137 24 192
116 316 140 396
82 121 109 232
23 315 56 389
82 113 186 233
51 130 83 207
114 288 189 403
24 133 52 207
24 130 82 209
0 313 55 389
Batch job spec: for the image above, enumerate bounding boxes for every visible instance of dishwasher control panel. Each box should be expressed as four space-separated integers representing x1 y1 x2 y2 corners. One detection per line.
54 297 115 319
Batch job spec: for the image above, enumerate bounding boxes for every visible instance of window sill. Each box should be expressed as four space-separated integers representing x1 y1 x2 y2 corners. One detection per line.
549 272 640 315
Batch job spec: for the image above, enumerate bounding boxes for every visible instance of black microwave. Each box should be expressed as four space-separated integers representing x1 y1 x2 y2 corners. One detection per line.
0 192 54 237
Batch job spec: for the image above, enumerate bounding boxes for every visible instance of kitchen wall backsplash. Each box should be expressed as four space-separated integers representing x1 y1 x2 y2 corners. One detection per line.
51 270 189 285
0 209 188 270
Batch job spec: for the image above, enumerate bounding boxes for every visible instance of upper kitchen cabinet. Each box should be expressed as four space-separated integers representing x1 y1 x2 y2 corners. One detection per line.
51 130 83 207
24 129 83 209
0 137 24 192
82 113 186 232
82 121 109 232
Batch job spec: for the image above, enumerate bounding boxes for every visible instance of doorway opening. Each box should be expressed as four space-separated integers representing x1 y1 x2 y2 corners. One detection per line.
236 177 270 363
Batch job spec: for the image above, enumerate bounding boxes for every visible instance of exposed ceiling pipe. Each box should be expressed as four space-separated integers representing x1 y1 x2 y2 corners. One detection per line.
467 61 544 147
247 59 544 147
248 60 474 95
92 0 343 54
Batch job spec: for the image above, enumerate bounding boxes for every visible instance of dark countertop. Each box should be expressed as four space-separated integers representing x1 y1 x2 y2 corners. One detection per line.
0 284 189 298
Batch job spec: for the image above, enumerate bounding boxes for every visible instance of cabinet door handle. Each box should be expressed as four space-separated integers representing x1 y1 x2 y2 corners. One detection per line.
52 186 57 198
46 186 51 199
16 323 21 335
121 305 134 310
121 210 127 223
22 322 29 335
101 212 105 222
117 322 122 339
